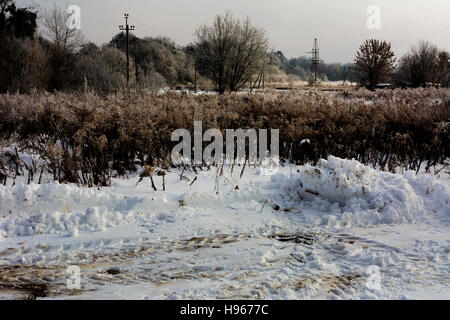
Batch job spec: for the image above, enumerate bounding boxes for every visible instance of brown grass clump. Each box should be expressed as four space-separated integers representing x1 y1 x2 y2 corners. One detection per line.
0 88 448 186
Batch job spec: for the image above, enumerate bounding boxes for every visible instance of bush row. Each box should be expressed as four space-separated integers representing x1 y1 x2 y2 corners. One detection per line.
0 88 448 186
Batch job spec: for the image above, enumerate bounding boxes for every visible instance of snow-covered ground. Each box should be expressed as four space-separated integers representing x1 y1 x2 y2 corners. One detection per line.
0 156 448 300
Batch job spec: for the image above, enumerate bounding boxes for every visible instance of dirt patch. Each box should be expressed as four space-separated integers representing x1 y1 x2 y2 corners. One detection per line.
336 234 364 245
105 268 121 275
295 272 363 294
0 233 249 299
269 232 322 245
178 234 248 251
0 283 49 300
0 265 94 299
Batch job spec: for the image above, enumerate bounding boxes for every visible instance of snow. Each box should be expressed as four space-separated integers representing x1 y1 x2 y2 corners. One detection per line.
0 156 448 300
277 156 431 227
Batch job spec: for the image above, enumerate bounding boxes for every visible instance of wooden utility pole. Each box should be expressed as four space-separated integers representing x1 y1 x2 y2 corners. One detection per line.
119 14 135 88
262 63 265 89
194 58 197 93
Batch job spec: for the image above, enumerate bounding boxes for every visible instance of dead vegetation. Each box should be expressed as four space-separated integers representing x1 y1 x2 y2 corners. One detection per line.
0 88 448 186
269 232 321 245
295 273 363 294
0 265 80 299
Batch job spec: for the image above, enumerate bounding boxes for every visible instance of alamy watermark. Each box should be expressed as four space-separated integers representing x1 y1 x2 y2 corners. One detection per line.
171 121 280 174
367 5 381 30
66 265 81 290
66 5 81 30
366 265 381 290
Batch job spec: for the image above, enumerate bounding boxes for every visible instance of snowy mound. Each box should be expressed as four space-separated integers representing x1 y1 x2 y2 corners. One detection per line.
0 156 447 238
277 156 425 226
0 182 179 238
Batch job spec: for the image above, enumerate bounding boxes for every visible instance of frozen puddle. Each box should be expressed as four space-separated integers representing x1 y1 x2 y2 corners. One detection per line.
0 157 449 299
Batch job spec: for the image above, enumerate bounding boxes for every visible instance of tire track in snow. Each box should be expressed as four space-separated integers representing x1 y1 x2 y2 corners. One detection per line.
1 225 448 299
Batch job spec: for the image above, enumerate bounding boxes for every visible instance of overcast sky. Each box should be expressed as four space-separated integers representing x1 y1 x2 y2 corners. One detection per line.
18 0 450 63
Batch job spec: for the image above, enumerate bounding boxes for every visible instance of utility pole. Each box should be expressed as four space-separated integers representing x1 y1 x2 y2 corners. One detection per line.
119 14 135 88
194 58 197 93
307 38 321 86
262 63 265 89
343 67 353 87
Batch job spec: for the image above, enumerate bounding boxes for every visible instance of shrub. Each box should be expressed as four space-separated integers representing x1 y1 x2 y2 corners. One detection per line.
0 88 448 186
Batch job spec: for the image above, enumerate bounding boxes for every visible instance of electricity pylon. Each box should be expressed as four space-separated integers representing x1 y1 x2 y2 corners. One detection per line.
307 38 322 86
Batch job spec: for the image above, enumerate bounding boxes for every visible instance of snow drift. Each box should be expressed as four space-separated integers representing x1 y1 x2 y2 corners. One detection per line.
275 156 448 227
0 156 448 239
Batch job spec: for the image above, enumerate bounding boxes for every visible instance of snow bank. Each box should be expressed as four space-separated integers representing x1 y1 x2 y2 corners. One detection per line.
276 156 433 227
0 182 156 238
0 156 447 238
0 184 125 238
403 170 450 219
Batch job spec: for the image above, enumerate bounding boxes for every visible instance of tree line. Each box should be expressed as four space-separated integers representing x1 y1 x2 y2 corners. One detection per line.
354 39 449 90
0 1 448 94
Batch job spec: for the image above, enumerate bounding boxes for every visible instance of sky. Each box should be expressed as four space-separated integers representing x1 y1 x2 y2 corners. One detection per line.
17 0 450 63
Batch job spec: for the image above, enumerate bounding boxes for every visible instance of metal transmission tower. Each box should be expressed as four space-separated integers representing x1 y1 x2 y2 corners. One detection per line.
307 38 322 86
119 14 135 88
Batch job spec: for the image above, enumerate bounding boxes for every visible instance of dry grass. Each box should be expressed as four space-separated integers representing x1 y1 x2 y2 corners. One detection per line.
0 88 448 186
264 80 356 90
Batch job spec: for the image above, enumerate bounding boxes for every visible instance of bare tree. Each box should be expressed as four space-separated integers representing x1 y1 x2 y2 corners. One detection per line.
354 39 395 90
435 50 450 87
69 44 128 93
195 12 268 93
43 6 83 52
14 38 50 92
43 6 83 90
397 41 448 87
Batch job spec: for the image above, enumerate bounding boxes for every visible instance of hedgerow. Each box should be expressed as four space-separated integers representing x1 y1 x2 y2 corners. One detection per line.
0 88 448 186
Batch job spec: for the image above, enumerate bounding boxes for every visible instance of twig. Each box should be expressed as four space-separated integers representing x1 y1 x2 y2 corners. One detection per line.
434 162 448 176
240 159 247 179
259 197 270 213
150 175 157 191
